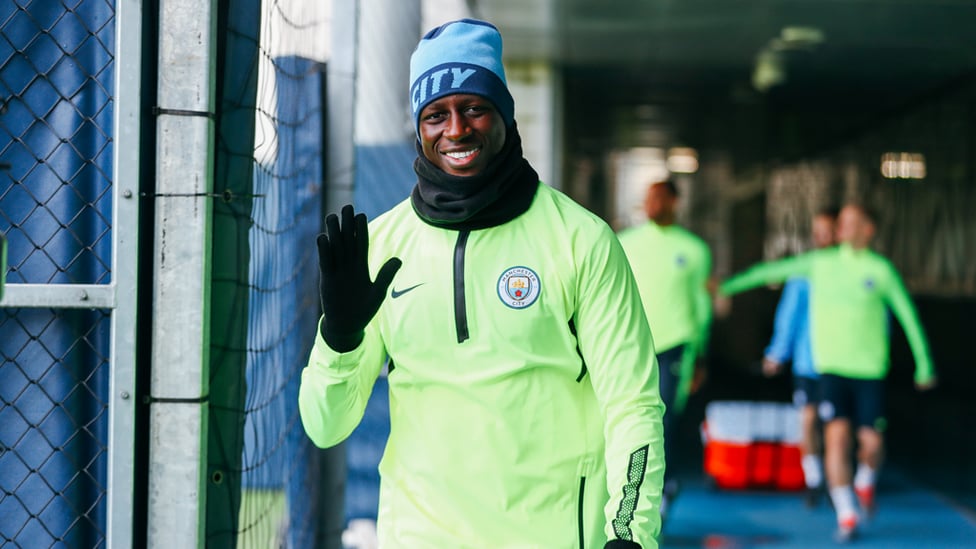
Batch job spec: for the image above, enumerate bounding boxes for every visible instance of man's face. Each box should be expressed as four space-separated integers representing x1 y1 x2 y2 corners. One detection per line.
418 94 506 177
811 214 836 248
643 183 676 222
836 206 875 249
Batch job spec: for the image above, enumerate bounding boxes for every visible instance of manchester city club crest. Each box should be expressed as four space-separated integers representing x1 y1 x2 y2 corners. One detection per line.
497 266 541 309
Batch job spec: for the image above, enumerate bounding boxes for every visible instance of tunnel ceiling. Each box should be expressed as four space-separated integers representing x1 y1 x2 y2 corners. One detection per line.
473 0 976 142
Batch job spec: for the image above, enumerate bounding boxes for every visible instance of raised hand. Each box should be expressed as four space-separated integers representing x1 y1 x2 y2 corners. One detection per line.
317 205 401 352
915 377 938 392
761 356 783 378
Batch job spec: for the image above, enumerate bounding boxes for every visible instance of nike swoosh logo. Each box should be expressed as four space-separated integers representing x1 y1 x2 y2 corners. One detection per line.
391 283 424 298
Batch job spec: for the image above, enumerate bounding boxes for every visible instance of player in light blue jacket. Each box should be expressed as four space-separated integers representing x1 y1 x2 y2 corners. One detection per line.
761 207 837 507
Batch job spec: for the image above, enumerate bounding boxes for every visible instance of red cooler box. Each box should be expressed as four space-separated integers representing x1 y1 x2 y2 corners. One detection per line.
700 400 805 491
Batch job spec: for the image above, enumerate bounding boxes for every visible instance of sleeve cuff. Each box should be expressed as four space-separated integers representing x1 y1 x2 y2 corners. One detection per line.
309 319 367 372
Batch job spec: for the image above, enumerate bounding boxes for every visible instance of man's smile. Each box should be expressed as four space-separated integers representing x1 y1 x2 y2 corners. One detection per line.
443 147 480 160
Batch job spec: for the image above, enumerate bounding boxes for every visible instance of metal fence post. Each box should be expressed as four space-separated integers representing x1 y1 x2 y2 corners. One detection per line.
146 0 217 546
107 1 144 547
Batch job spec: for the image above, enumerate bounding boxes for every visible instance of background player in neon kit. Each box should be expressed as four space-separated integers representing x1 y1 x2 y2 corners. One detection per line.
617 179 713 524
300 19 665 548
761 207 838 507
719 203 936 542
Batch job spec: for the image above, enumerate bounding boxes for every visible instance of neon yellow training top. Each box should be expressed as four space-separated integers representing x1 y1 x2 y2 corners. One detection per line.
720 244 935 383
300 183 665 548
617 221 712 356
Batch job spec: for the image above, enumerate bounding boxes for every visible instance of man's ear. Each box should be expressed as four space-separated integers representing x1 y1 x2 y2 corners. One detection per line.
864 222 877 243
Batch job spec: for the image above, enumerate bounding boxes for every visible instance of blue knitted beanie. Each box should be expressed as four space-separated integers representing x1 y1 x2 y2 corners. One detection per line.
409 19 515 131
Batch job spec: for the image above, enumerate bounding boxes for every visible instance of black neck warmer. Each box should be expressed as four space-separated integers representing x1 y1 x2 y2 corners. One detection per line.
410 123 539 231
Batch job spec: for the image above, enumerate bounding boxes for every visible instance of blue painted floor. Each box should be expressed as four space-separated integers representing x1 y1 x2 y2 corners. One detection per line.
662 469 976 548
346 380 976 547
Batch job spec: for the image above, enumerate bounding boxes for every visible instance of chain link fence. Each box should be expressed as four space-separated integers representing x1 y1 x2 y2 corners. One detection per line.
0 1 117 547
0 2 114 286
2 0 373 545
0 308 110 547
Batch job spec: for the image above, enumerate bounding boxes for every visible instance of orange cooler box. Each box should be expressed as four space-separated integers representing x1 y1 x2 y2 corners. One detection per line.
700 400 805 491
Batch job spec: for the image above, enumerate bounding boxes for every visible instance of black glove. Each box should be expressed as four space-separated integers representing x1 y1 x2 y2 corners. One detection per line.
604 541 641 549
317 204 401 352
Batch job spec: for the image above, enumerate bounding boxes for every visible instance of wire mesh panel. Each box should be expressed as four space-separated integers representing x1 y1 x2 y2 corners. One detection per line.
0 1 117 548
0 0 114 285
0 309 110 548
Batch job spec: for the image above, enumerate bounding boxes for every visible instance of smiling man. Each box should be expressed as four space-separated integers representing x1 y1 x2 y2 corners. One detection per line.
299 18 665 549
